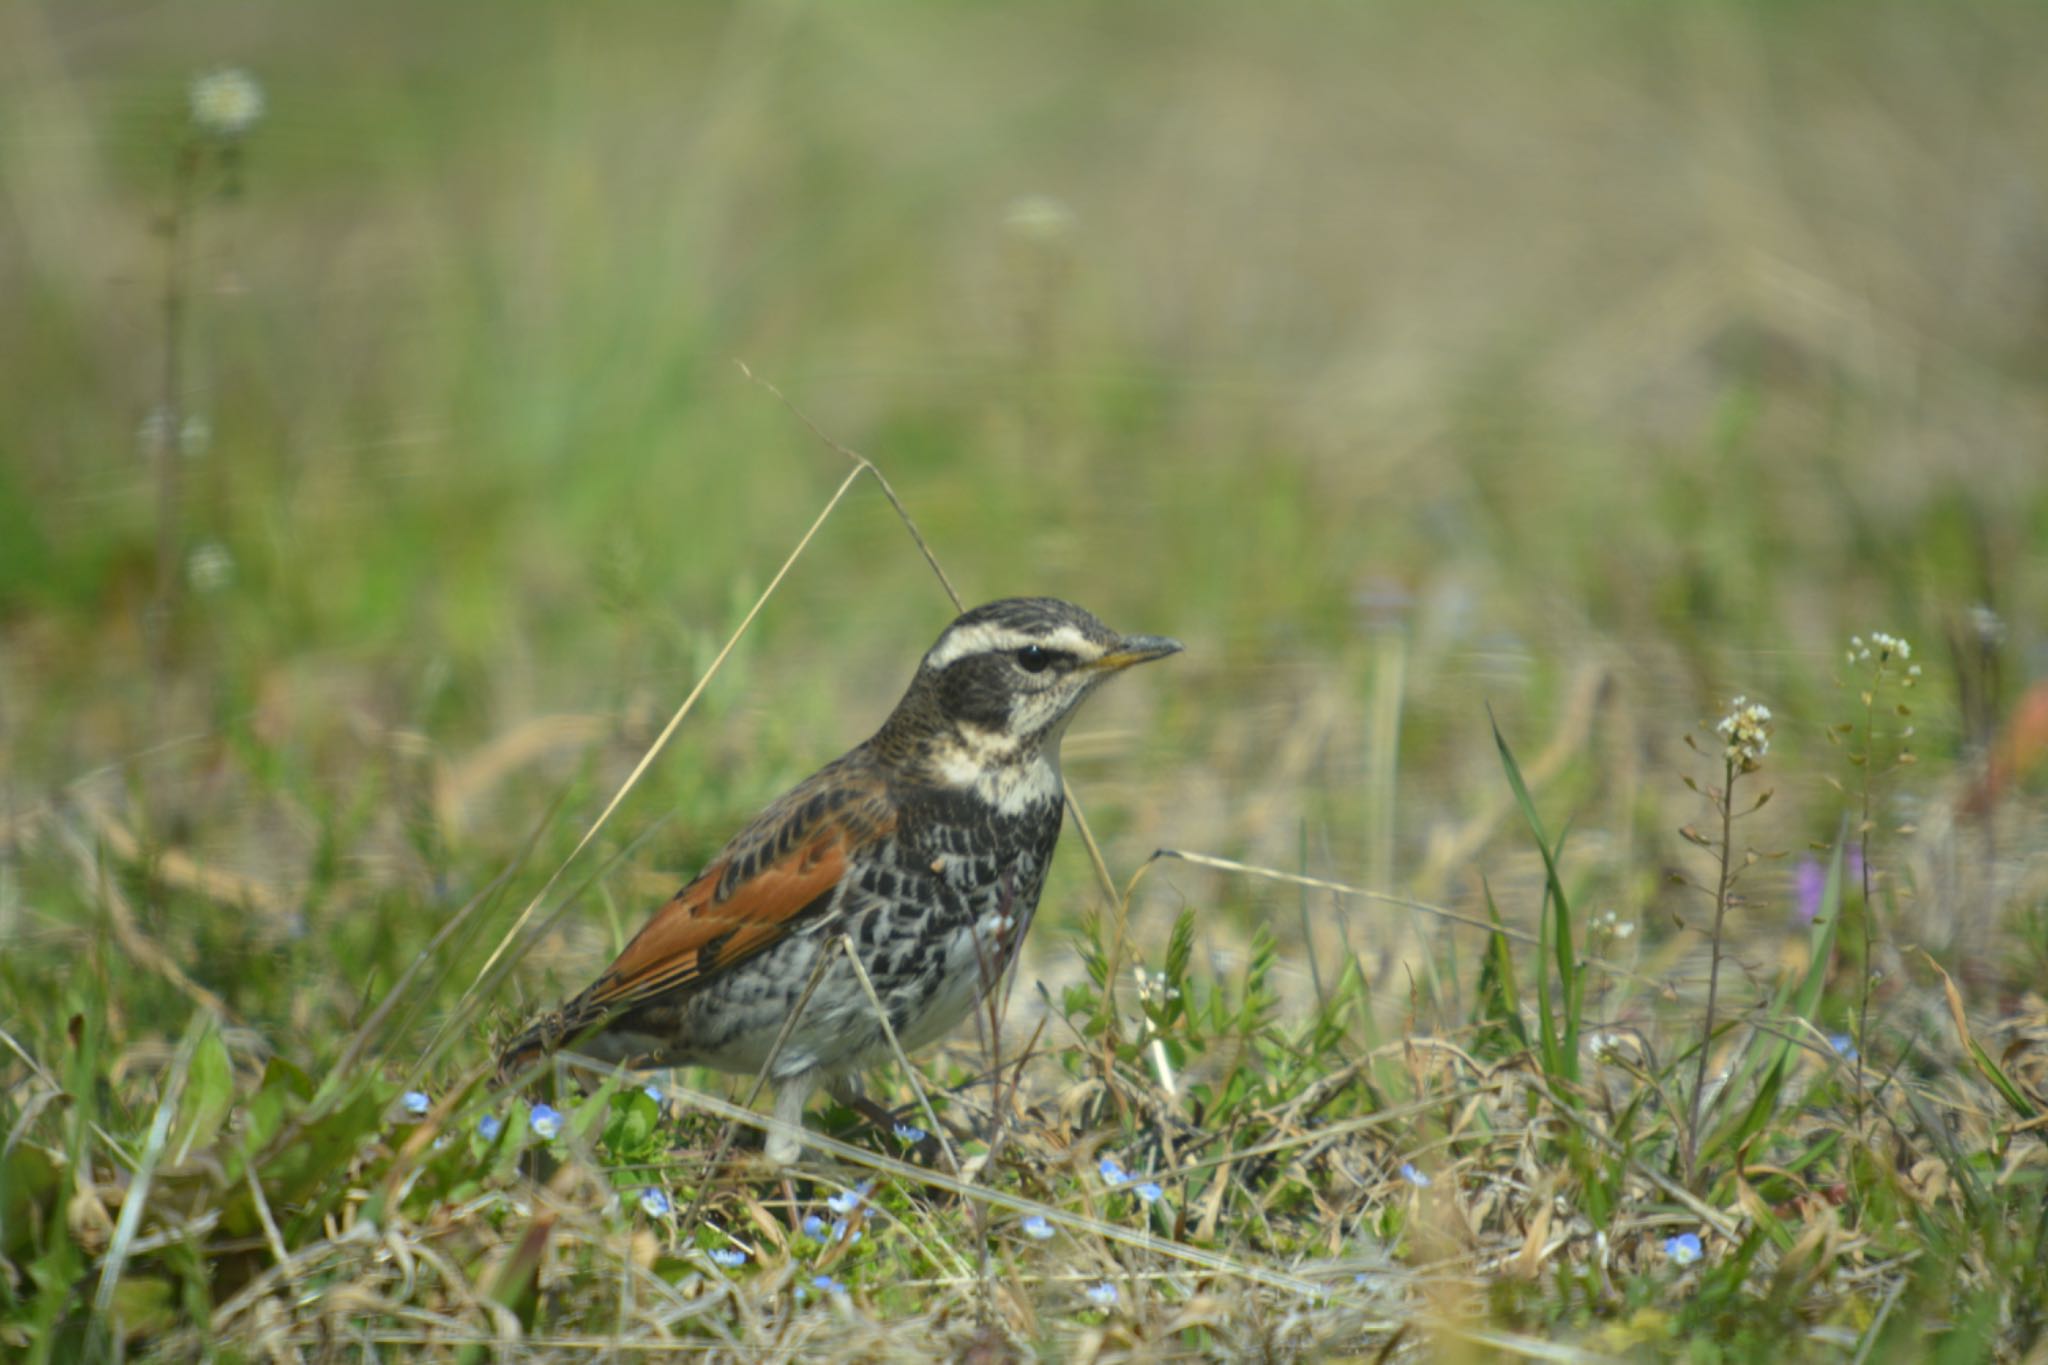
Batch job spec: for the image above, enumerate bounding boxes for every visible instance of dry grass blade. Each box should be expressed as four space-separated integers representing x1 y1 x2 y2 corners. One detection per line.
734 360 1129 923
835 933 963 1177
467 463 869 994
1151 847 1655 986
58 816 232 1021
734 360 964 612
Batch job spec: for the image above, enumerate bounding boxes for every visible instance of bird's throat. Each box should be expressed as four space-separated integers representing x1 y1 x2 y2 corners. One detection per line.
927 725 1064 816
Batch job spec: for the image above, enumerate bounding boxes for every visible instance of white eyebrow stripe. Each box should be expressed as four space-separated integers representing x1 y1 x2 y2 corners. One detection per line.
924 622 1098 671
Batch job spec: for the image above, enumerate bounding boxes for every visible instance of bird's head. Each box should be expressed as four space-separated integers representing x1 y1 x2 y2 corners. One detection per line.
880 597 1181 775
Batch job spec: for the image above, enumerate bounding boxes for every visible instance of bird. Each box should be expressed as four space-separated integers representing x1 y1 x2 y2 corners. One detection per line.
498 596 1180 1163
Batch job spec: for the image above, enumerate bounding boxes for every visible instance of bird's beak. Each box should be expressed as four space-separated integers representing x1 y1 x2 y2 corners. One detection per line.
1087 634 1184 672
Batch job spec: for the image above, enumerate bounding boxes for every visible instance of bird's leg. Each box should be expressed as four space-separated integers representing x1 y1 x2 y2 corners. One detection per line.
764 1073 817 1166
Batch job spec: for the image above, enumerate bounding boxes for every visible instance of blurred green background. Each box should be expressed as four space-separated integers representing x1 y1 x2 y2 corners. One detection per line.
4 0 2045 1047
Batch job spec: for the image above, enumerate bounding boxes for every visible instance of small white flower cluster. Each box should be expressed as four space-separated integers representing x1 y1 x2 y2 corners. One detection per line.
187 541 234 593
1132 964 1179 1008
1969 606 2006 648
1848 633 1922 686
1592 909 1635 940
1715 696 1773 764
190 68 264 139
1848 633 1914 665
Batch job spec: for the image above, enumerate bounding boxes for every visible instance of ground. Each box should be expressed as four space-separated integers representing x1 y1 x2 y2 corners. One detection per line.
3 3 2047 1360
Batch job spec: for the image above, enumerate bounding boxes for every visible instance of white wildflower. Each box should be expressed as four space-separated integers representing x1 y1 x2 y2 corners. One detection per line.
1714 696 1772 764
1593 909 1634 940
138 407 173 456
190 68 265 138
187 542 234 593
1133 965 1179 1007
1851 632 1911 664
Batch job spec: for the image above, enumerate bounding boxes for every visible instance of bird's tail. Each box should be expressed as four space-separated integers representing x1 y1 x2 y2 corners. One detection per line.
495 1009 569 1085
496 988 632 1084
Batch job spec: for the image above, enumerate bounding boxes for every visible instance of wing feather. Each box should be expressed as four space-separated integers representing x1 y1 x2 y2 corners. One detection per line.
572 758 894 1014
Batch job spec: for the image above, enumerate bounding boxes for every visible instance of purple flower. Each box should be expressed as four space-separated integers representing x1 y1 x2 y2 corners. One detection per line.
1795 857 1827 922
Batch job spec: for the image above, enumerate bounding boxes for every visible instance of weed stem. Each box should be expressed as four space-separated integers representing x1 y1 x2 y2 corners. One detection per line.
1687 753 1738 1189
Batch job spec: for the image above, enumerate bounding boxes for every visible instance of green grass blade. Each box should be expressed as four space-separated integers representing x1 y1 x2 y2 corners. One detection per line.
1489 707 1579 1083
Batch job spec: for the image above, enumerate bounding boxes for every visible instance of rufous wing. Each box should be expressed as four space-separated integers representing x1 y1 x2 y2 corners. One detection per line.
571 766 896 1016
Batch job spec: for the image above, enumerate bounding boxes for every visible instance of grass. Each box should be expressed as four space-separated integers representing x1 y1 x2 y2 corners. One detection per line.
5 1 2048 1359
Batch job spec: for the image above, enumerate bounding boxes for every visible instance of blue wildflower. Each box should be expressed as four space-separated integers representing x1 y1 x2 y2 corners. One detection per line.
1085 1281 1118 1306
1020 1214 1054 1240
1134 1182 1163 1203
1827 1032 1858 1061
1097 1155 1129 1186
529 1102 563 1139
801 1214 828 1241
639 1187 671 1217
1399 1162 1432 1188
401 1090 431 1117
477 1113 503 1141
826 1181 872 1216
893 1122 927 1143
707 1247 748 1268
830 1219 862 1246
1665 1232 1703 1266
643 1084 666 1107
811 1274 845 1294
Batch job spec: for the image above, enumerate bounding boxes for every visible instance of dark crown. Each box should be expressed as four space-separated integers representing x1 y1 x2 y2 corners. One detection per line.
874 598 1180 758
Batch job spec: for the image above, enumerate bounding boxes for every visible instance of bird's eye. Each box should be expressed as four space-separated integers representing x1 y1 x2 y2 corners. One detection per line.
1015 645 1054 673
